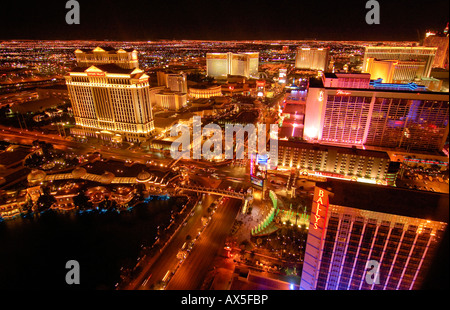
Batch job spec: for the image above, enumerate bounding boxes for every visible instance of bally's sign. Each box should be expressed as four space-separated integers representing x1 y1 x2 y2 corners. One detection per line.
312 188 330 230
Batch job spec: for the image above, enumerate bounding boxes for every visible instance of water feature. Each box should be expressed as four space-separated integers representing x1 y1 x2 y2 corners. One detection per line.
0 196 182 290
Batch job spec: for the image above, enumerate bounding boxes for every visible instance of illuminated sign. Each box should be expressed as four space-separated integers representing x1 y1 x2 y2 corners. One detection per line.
318 90 324 102
250 154 255 176
313 189 324 229
87 72 106 77
336 90 351 96
312 188 329 230
257 154 268 165
251 176 264 187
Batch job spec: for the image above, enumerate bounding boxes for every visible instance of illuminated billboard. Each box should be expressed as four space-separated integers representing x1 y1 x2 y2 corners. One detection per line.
250 176 264 187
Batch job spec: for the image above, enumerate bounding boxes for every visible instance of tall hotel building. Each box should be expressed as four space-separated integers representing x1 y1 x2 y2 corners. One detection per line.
206 52 259 79
157 71 188 93
300 180 448 290
295 48 329 71
362 46 437 82
65 47 154 143
364 58 427 83
304 77 449 153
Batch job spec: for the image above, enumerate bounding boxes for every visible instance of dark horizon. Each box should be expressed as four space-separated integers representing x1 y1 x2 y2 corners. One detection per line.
0 0 448 42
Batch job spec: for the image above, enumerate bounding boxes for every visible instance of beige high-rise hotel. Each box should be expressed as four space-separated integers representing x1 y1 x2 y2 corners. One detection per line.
65 47 154 143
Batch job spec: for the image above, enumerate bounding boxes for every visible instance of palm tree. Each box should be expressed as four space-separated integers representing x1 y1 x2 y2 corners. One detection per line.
73 192 93 210
35 190 56 213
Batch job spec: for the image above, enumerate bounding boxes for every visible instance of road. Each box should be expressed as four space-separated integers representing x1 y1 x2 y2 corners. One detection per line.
1 124 248 290
0 125 173 166
124 178 244 290
166 196 242 290
124 193 217 290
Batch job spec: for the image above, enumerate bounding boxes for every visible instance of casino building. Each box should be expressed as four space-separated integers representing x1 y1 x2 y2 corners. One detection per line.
362 46 437 80
155 90 187 111
300 179 448 290
74 46 139 69
304 77 449 153
66 47 155 143
277 140 397 185
295 48 329 71
206 52 259 79
188 84 222 99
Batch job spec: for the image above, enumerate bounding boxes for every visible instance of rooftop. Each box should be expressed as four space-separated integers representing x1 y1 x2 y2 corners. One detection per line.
316 179 449 223
11 97 65 113
324 72 371 79
278 140 390 159
308 78 449 96
76 46 135 54
70 64 136 75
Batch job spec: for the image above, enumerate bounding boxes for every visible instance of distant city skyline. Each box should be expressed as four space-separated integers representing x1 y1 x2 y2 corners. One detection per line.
0 0 448 41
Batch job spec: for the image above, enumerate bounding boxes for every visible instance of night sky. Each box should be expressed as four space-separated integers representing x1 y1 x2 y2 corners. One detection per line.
0 0 448 41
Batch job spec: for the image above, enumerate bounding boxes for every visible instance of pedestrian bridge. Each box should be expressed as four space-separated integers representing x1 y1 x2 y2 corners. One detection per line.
175 185 245 200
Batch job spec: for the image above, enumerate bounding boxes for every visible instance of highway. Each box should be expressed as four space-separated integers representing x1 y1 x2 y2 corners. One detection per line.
0 125 173 166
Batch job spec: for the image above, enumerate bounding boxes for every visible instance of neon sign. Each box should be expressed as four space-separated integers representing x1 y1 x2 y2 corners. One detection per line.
336 90 351 96
313 189 325 229
318 90 324 102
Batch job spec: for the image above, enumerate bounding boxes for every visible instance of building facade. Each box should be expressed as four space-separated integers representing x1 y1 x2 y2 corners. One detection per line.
66 47 154 143
166 73 188 93
322 73 371 89
189 84 222 99
295 48 329 71
362 46 437 80
206 52 259 79
277 140 394 184
423 34 449 69
74 46 139 69
304 79 449 153
157 71 188 93
155 90 187 111
364 58 427 83
300 181 448 290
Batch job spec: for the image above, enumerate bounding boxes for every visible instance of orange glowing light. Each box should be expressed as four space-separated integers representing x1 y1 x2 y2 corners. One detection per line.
318 90 324 102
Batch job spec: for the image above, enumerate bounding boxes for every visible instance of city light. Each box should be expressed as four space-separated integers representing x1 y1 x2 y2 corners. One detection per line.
0 3 448 296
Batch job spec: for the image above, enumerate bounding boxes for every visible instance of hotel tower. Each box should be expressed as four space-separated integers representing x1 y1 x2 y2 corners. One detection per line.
206 52 259 79
300 180 448 290
66 47 154 143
